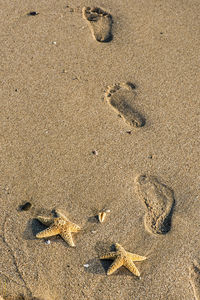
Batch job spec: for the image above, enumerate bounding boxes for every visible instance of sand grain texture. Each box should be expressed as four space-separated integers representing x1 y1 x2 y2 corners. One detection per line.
0 0 199 299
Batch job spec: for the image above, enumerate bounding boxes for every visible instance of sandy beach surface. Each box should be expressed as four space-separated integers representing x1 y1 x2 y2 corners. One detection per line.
0 0 200 299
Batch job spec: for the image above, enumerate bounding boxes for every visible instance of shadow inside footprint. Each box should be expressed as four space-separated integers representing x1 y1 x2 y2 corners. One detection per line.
82 6 113 42
135 174 175 234
104 82 146 128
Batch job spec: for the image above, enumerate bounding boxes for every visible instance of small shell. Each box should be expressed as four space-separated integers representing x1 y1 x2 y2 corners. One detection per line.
98 211 108 223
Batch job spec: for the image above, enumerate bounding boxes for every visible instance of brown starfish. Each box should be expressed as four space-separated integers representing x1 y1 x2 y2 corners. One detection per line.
100 243 146 277
36 209 81 247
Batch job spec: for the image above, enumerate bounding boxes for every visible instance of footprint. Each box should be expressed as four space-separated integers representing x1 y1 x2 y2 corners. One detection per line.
135 175 175 234
104 82 145 128
82 7 113 42
190 262 200 300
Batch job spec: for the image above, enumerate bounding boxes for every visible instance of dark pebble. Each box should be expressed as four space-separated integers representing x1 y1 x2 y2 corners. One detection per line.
20 202 32 211
126 82 137 89
28 11 39 16
126 130 132 135
92 150 98 155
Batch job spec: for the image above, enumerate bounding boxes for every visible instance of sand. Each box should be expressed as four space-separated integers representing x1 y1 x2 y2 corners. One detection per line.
0 0 199 299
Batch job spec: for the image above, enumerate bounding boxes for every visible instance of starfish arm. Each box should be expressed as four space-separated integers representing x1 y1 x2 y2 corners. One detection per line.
100 252 116 260
60 230 75 247
107 257 123 275
55 209 69 221
36 216 54 226
36 225 60 238
124 259 140 277
115 243 123 251
127 252 147 261
70 222 81 232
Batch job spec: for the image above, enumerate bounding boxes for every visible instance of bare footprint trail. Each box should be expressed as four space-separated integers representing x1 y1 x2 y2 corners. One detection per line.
104 82 146 128
135 175 175 234
82 7 113 42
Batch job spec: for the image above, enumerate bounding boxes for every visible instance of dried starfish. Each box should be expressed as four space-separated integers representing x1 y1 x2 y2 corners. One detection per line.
100 243 146 276
36 209 81 247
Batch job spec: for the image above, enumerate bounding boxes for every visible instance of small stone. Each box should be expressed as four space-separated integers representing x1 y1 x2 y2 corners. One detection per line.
126 130 132 135
52 41 57 45
91 150 98 155
28 11 39 16
45 240 51 245
20 202 32 211
84 264 89 268
91 230 96 234
4 186 10 194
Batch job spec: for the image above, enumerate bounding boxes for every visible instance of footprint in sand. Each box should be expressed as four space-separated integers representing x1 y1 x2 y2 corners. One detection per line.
190 262 200 300
82 7 113 42
135 175 175 234
104 82 145 128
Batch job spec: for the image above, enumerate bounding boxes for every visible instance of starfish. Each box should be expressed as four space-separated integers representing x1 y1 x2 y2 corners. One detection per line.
100 243 146 277
36 209 81 247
